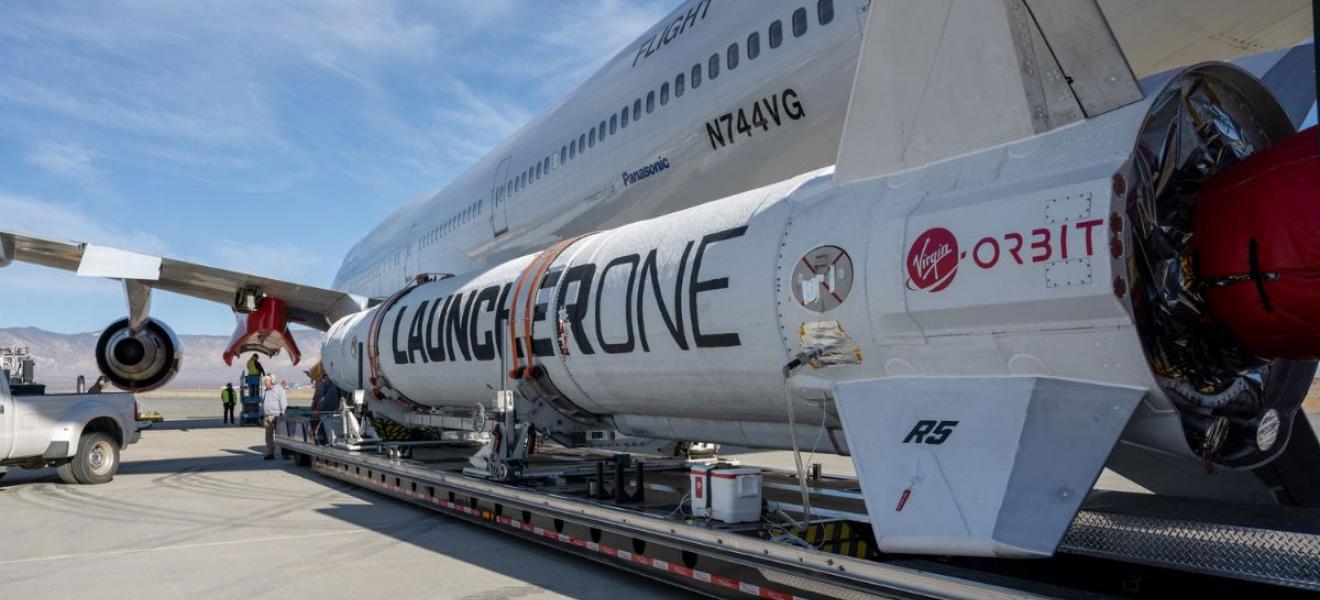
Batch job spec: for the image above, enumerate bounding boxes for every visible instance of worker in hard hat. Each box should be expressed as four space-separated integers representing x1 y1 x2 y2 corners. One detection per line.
245 354 266 398
221 382 237 424
308 363 339 443
246 354 266 377
261 377 288 460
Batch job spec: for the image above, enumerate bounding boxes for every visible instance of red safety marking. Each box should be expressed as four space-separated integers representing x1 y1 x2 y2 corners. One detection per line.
712 575 741 589
313 463 809 600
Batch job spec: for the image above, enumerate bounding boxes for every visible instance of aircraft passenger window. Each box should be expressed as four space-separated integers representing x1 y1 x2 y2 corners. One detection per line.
536 162 542 179
570 139 577 158
769 20 783 48
561 146 567 163
579 133 586 151
633 99 642 120
793 8 807 37
589 128 596 148
691 63 702 88
675 72 685 97
727 43 739 70
597 121 606 142
543 157 551 173
621 106 630 128
818 0 834 25
708 53 719 79
660 82 669 106
610 114 618 134
646 90 655 113
747 32 760 59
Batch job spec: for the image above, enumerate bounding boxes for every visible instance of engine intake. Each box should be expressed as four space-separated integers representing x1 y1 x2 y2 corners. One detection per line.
95 317 181 392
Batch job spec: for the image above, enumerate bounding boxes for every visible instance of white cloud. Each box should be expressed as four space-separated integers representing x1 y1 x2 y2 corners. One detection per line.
24 141 103 180
205 238 328 285
0 191 168 254
0 0 681 194
0 263 121 297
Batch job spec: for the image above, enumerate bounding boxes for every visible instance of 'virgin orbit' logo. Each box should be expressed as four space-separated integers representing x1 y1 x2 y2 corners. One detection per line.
906 228 959 292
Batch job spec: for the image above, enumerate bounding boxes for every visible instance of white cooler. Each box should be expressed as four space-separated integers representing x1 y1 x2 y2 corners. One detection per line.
690 465 762 523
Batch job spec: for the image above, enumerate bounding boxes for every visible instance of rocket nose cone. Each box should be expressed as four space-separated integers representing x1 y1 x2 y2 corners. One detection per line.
1194 126 1320 360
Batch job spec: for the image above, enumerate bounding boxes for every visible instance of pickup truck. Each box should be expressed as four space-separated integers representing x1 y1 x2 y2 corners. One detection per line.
0 376 140 484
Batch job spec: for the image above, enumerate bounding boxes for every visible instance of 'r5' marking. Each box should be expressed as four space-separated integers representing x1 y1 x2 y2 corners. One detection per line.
902 420 959 445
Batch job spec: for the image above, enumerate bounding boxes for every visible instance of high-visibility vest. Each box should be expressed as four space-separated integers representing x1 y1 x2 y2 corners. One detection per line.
221 388 236 404
246 356 262 376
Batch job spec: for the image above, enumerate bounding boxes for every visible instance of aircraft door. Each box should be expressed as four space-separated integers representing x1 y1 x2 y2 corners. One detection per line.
404 223 420 279
0 380 12 459
491 155 512 236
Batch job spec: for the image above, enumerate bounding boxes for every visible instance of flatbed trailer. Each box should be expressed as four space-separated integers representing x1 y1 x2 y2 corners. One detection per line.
274 414 1320 599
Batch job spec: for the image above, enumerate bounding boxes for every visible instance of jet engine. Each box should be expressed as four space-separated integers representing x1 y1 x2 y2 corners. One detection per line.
95 317 182 392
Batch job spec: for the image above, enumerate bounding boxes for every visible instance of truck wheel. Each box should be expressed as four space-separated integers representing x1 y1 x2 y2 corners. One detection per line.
69 432 120 484
56 462 81 484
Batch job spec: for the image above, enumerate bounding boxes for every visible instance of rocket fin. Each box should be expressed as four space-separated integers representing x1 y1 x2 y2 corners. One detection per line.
832 376 1142 558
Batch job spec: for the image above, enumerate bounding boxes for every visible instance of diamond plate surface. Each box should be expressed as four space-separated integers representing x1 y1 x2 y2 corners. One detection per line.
1061 491 1320 590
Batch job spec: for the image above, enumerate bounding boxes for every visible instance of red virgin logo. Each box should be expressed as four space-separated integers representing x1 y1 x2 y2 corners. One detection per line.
906 228 960 292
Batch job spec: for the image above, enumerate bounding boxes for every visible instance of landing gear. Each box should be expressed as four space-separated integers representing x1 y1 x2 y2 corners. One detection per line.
465 390 531 482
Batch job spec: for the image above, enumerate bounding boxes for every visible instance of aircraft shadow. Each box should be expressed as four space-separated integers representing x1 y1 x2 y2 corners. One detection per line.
145 418 254 431
279 465 677 600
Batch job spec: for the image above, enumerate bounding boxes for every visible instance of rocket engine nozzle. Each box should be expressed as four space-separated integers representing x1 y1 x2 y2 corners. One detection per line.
1194 126 1320 361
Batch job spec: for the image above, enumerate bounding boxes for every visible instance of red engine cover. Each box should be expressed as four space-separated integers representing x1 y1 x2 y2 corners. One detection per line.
222 297 302 366
1194 127 1320 360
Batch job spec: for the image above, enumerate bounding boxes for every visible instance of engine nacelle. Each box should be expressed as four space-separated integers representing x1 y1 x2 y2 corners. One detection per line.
95 317 181 392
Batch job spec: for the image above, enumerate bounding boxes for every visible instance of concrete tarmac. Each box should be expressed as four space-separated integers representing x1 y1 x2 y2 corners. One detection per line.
0 397 677 600
2 395 1317 599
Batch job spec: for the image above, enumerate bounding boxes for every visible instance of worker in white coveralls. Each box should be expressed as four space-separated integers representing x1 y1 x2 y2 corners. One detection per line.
261 377 287 460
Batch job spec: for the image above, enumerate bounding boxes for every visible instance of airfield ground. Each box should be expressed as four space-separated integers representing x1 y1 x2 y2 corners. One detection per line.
0 386 1317 599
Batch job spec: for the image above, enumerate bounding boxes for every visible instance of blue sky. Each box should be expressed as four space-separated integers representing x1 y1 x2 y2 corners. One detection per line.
0 0 681 335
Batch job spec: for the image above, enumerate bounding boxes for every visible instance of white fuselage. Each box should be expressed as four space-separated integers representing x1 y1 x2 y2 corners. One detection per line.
331 0 867 298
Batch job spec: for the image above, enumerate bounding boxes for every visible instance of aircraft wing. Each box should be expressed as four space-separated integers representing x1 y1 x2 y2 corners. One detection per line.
835 0 1314 184
1102 0 1314 78
0 230 366 363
